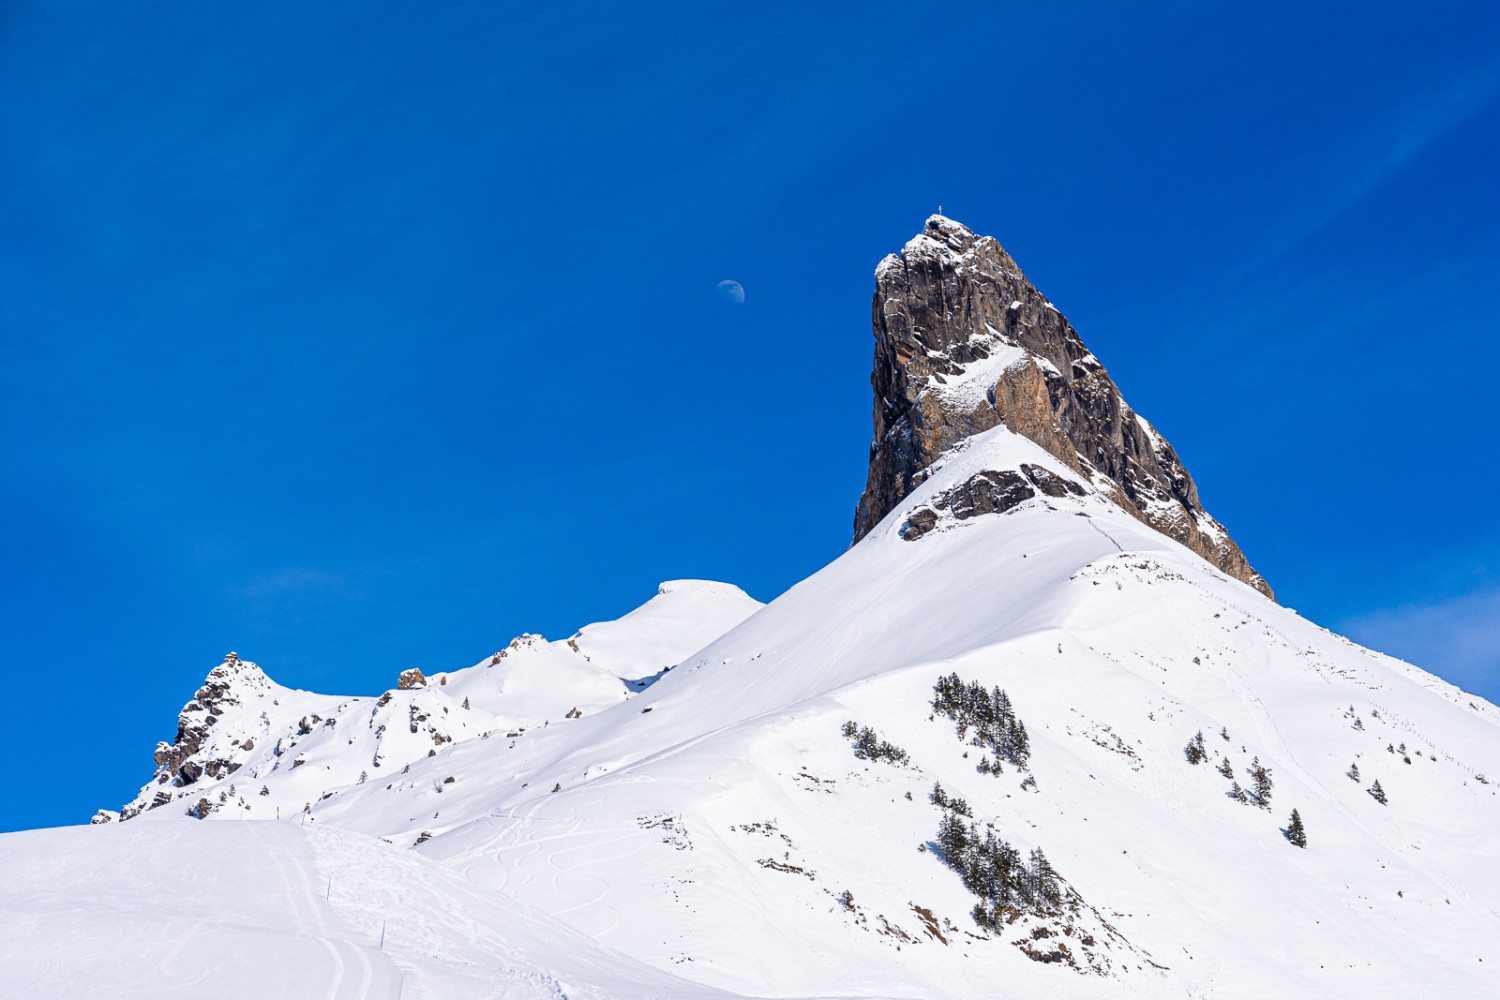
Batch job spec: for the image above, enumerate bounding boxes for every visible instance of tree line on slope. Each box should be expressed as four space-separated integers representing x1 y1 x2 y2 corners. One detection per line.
931 672 1031 772
930 781 1076 931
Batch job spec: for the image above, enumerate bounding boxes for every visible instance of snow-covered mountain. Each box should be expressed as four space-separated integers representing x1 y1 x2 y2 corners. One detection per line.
5 218 1498 1000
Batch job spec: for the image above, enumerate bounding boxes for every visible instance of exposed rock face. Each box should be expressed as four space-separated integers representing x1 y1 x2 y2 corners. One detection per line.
398 668 427 690
902 463 1087 541
147 653 262 793
854 216 1272 599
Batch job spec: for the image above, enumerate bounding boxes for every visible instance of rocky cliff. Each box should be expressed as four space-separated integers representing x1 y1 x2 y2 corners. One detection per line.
853 215 1271 599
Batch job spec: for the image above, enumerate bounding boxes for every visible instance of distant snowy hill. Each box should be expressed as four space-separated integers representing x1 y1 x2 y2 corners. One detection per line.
4 219 1498 1000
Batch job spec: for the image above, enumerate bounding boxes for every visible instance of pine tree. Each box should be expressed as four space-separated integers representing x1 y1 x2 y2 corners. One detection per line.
1029 846 1062 908
1370 779 1387 804
1012 719 1031 767
1348 761 1360 781
1185 730 1207 765
1220 726 1230 741
1217 757 1234 779
1251 757 1273 808
1286 808 1307 847
938 810 970 859
1230 780 1248 803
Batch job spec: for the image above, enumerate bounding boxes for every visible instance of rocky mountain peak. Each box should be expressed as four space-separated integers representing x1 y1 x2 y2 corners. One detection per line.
854 215 1272 599
122 654 274 819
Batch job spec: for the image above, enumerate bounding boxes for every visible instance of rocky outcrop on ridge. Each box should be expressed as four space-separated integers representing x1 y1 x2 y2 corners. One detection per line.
901 463 1088 541
853 215 1271 599
150 653 263 788
119 653 269 819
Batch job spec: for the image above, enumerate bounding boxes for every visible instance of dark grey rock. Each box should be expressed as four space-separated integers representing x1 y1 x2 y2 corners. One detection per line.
948 470 1036 521
1022 463 1085 498
903 506 940 539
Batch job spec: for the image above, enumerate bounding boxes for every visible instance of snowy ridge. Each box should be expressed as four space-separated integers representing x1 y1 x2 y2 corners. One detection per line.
111 581 763 830
23 422 1492 998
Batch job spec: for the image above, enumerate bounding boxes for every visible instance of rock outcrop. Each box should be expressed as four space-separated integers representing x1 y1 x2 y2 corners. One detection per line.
120 653 268 819
854 215 1271 599
151 654 263 788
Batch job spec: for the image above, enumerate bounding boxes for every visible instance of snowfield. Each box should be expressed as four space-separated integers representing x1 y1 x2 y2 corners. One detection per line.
0 821 739 998
5 425 1498 998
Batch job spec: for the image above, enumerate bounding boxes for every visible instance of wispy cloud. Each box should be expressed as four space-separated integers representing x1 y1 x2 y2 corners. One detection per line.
1238 57 1500 277
233 567 345 600
1338 585 1500 700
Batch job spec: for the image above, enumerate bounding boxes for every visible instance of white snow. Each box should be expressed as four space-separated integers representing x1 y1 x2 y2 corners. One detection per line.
923 325 1025 413
6 425 1499 999
0 821 735 998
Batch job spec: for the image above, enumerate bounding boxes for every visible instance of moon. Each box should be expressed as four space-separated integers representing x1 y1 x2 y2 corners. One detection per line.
716 279 745 305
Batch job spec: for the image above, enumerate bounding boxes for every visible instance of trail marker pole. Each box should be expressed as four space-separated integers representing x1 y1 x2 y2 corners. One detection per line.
326 875 332 900
380 919 387 950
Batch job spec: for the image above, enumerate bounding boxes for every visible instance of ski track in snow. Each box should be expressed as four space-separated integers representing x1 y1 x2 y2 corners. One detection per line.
264 825 394 1000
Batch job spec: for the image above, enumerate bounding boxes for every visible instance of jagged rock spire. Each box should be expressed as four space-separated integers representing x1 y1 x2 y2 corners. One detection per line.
854 215 1271 599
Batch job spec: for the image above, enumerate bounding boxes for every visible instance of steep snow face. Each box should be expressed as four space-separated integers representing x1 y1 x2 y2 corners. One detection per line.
77 422 1500 999
389 429 1496 998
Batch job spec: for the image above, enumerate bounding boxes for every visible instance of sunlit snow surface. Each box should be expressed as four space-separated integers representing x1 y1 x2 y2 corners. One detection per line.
5 425 1498 998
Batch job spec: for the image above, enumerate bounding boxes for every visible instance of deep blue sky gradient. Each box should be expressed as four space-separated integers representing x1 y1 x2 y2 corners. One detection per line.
3 1 1498 831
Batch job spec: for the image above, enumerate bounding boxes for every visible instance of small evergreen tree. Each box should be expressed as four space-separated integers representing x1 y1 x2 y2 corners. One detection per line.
1029 846 1062 908
1012 719 1031 765
1369 780 1387 804
1251 757 1273 808
1286 808 1306 848
1220 726 1230 741
1229 780 1249 803
1217 757 1234 779
1185 730 1207 765
1348 761 1360 781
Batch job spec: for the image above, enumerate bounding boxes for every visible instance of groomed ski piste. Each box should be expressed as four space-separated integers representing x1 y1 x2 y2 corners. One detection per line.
5 425 1499 999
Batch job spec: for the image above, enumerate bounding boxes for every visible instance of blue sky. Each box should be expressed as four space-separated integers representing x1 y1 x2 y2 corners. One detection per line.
3 1 1497 832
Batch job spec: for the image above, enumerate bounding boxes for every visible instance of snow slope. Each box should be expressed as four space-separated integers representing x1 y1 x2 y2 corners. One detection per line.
0 820 739 998
11 426 1500 999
